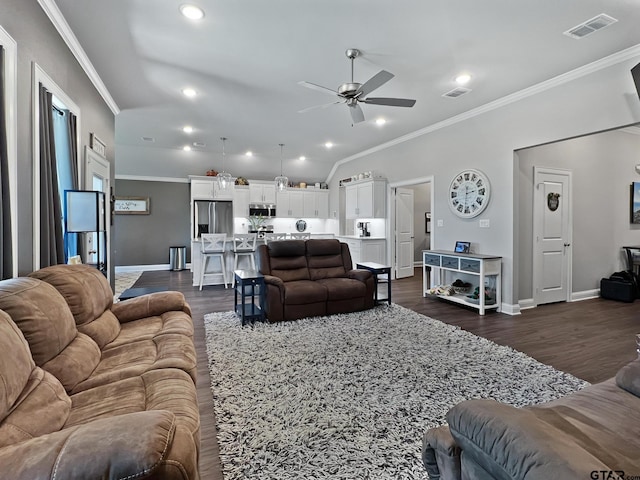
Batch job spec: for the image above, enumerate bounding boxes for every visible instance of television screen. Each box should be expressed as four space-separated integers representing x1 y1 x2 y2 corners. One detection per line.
632 62 640 101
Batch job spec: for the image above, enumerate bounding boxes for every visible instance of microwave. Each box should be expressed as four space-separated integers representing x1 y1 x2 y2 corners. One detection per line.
249 204 276 217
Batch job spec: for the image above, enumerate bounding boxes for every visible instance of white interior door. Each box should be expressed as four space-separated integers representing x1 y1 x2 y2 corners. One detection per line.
533 167 572 305
84 146 111 281
395 187 414 278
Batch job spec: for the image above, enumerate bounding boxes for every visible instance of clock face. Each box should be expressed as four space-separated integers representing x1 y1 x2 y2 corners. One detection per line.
448 169 491 218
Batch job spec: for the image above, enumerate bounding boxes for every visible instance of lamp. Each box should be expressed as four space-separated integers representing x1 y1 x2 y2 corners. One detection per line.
217 137 233 190
274 143 288 191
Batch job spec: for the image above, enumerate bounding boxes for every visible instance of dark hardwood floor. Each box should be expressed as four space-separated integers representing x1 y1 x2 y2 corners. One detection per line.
132 267 640 479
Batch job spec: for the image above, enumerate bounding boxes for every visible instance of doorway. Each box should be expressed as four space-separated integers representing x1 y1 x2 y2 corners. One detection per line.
389 176 434 279
84 146 111 282
532 167 572 305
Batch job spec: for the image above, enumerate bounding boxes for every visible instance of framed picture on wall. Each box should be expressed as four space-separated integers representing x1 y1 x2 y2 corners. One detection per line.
114 196 149 215
631 182 640 224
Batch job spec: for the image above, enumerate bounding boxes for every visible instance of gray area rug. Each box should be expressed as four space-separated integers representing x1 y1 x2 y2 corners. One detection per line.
204 304 588 480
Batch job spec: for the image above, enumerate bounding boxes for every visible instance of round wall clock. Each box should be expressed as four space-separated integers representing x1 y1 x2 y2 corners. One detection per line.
448 169 491 218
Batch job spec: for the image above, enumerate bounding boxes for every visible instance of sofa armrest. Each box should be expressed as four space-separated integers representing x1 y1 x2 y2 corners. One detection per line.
263 275 285 301
347 269 373 283
422 425 461 480
0 411 195 480
112 291 192 323
447 399 614 480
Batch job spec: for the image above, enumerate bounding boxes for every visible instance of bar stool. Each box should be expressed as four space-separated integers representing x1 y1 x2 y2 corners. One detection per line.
199 234 228 290
264 233 288 243
289 232 311 240
232 233 257 286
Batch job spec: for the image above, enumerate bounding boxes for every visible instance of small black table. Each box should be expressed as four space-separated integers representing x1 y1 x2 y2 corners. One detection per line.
234 270 266 325
119 286 168 301
356 262 391 305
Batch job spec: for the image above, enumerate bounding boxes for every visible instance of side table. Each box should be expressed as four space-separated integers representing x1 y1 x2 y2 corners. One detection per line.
234 269 266 325
119 286 168 301
356 262 391 305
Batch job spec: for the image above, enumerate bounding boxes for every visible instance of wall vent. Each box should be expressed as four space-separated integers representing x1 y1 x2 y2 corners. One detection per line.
563 13 617 39
193 142 206 147
141 136 155 142
442 87 471 98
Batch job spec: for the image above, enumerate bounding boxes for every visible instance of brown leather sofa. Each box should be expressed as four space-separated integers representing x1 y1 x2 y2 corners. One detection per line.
257 239 375 321
0 265 200 479
422 358 640 479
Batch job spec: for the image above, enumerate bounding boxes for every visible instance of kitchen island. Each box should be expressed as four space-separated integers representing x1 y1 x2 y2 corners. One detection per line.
335 236 386 268
191 238 255 287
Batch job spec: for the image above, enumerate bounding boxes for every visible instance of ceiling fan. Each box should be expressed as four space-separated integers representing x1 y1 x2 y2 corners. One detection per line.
298 48 416 125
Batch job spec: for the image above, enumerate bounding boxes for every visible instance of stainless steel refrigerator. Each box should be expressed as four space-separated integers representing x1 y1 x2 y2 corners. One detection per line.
193 200 233 238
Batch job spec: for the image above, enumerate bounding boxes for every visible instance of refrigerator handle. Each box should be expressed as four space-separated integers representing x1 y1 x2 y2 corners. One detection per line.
210 202 215 234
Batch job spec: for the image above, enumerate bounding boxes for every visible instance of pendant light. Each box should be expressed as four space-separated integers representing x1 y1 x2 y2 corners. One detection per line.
274 143 288 191
217 137 233 191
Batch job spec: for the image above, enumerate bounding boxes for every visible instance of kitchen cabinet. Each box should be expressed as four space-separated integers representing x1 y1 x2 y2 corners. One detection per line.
277 190 304 218
233 186 249 217
190 177 234 200
336 236 386 268
345 179 386 219
303 190 329 218
249 183 276 204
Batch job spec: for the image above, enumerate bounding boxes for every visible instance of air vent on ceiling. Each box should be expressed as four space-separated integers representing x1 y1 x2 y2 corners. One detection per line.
442 87 471 99
141 136 155 142
193 142 206 148
563 13 617 39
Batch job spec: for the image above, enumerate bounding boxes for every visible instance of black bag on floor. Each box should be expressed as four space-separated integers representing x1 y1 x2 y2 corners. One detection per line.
600 271 638 302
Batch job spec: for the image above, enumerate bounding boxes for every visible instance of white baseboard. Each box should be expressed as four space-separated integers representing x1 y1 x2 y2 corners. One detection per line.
115 263 192 273
571 289 599 302
518 298 536 310
500 303 521 316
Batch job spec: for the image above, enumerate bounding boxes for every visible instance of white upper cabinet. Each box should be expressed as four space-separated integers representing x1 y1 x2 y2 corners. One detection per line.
277 190 304 218
345 179 386 219
303 190 329 218
233 186 250 217
249 183 276 204
190 176 234 200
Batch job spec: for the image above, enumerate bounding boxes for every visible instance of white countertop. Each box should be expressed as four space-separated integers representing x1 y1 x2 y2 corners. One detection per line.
336 235 386 240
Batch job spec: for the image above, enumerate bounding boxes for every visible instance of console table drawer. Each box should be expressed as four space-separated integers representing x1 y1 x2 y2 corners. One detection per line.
423 253 441 267
460 259 481 273
441 256 460 269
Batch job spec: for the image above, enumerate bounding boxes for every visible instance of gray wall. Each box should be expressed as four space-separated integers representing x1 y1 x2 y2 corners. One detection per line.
0 0 115 276
517 128 640 301
114 180 190 266
327 53 640 308
409 183 431 262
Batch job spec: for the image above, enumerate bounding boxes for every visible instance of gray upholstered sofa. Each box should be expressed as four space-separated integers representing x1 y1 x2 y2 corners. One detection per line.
423 358 640 479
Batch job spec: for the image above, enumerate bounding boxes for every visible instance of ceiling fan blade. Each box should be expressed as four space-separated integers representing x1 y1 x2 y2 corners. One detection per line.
298 81 337 96
361 97 416 107
349 103 365 124
297 100 344 114
356 70 394 97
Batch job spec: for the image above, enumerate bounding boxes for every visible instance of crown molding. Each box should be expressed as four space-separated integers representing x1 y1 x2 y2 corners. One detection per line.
326 43 640 184
115 174 189 183
37 0 119 115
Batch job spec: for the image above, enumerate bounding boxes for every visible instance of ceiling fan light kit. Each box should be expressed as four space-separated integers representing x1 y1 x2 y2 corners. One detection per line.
217 137 233 191
299 48 416 125
275 143 289 192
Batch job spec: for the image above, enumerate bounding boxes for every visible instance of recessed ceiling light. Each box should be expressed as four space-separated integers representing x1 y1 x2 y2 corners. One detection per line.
179 4 205 20
183 125 193 133
181 87 197 98
325 142 333 149
299 156 306 161
183 145 192 152
375 118 386 126
246 151 253 157
455 73 471 85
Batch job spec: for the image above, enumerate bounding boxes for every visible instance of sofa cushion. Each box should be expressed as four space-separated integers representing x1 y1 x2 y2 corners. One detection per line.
615 358 640 397
29 264 120 347
0 311 71 448
317 277 366 300
307 239 347 280
266 240 310 282
0 278 101 392
283 280 328 305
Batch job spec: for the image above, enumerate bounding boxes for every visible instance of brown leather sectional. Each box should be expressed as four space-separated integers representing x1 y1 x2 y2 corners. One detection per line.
257 239 375 321
0 264 200 479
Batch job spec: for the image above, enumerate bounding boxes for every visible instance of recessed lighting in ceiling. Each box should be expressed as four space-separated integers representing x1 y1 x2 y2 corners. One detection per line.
455 73 471 85
179 4 205 20
246 151 253 157
299 156 306 161
183 125 193 133
325 142 333 149
181 87 197 98
183 145 192 152
375 118 386 126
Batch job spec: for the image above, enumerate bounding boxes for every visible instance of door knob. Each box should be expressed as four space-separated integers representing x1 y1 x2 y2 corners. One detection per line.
564 243 571 247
